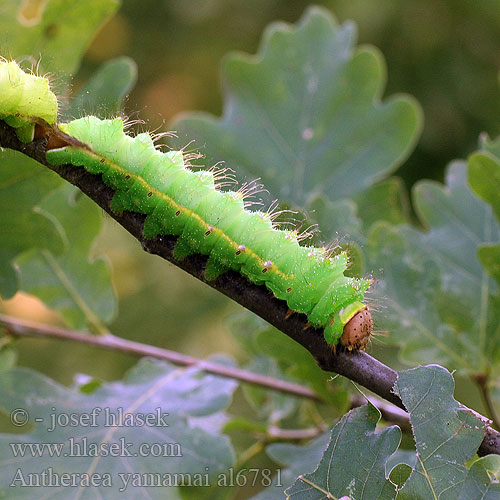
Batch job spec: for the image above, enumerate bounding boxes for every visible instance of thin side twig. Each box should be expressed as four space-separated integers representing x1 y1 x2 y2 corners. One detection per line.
0 313 414 431
0 313 319 401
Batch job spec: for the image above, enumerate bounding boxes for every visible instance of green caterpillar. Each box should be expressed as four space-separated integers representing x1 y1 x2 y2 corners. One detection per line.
0 59 58 142
0 60 372 349
45 117 372 349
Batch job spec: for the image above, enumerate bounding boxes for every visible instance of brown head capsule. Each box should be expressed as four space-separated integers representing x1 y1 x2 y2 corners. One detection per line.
339 308 373 351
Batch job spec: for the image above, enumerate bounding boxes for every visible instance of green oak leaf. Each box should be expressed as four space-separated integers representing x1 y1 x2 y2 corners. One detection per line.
249 431 330 500
368 162 500 373
285 403 400 500
0 0 119 76
0 152 63 298
368 221 474 370
458 455 500 500
0 358 236 499
67 56 138 118
409 161 499 308
394 365 486 500
468 151 500 285
172 6 422 217
16 184 116 332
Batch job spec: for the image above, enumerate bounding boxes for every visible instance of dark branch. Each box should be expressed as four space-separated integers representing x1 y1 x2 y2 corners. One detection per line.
1 120 499 457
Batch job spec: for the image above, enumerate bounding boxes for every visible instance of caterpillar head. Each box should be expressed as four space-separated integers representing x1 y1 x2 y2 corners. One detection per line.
340 307 373 351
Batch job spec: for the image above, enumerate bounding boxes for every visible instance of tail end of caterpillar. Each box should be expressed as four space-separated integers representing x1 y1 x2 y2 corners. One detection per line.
339 305 373 351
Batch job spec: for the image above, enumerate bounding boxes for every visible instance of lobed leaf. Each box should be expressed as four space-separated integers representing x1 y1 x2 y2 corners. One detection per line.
172 6 422 227
0 358 237 499
249 431 331 500
285 403 400 500
394 365 486 500
368 162 500 373
252 365 496 500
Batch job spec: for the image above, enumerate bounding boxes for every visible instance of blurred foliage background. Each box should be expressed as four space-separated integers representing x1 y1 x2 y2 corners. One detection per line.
1 2 499 497
2 0 500 413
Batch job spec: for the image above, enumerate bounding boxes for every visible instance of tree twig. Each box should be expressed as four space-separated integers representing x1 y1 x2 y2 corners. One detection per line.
0 313 319 401
1 120 499 457
266 425 326 440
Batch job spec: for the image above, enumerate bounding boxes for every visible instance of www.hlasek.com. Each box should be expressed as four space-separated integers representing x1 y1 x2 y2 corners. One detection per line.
9 406 182 459
9 437 183 458
10 468 283 491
